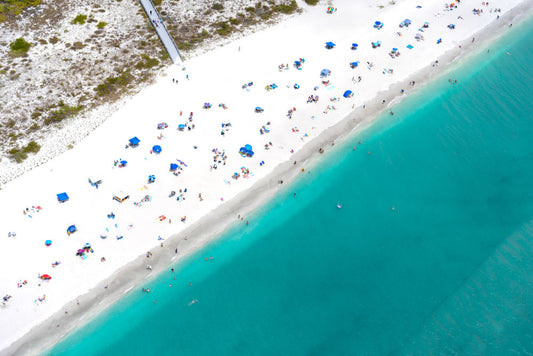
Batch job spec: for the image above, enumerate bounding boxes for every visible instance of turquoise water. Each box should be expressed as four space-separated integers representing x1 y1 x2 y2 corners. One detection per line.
49 19 533 355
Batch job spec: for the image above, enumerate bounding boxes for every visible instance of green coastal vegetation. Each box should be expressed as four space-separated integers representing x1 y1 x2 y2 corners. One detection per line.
8 140 40 163
0 0 41 22
94 70 133 97
8 37 31 57
44 104 84 125
172 0 299 50
72 14 87 25
304 0 319 5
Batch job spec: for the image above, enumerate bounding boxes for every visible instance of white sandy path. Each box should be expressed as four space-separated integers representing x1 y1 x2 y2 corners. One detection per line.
0 0 529 352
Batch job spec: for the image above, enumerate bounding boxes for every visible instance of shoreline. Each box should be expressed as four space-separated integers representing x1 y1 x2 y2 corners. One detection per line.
4 2 532 354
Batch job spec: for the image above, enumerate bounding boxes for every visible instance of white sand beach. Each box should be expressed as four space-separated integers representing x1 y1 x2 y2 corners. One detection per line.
1 0 531 354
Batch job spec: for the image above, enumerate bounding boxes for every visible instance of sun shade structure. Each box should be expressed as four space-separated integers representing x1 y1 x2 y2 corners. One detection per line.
67 225 77 235
129 137 141 147
57 192 69 203
325 42 336 49
152 145 162 154
239 144 254 157
343 90 354 98
170 163 178 171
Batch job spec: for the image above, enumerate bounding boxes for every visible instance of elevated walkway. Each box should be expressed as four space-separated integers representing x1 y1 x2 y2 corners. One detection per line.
138 0 183 65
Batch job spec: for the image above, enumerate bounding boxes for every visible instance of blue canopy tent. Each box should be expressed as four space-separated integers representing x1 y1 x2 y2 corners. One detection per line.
400 19 412 27
240 145 254 157
178 124 186 131
374 21 383 29
129 137 140 147
57 192 69 203
351 43 358 50
152 145 162 154
325 41 336 49
255 107 264 113
45 240 52 246
372 41 382 48
343 90 354 98
148 175 156 183
67 225 77 235
170 163 178 171
350 61 360 68
392 47 398 52
320 69 331 78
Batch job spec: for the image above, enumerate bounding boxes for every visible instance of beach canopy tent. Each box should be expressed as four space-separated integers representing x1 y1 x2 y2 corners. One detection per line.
239 145 254 157
351 43 358 50
325 41 336 49
372 41 382 48
40 274 52 280
392 48 398 52
406 44 414 49
400 19 412 27
320 69 331 77
350 61 360 68
57 192 69 203
67 225 77 234
148 175 156 183
129 137 140 147
343 90 354 98
170 163 178 171
152 145 162 154
255 107 264 113
178 124 186 131
45 240 52 246
374 21 383 29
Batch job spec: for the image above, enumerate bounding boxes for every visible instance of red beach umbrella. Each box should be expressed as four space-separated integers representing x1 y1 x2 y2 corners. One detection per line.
41 274 52 280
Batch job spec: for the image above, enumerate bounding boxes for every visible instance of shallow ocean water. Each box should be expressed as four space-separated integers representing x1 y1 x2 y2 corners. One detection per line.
49 18 533 356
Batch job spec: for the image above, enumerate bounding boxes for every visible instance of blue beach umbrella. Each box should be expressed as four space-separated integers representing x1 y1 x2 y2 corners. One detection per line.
152 145 162 154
